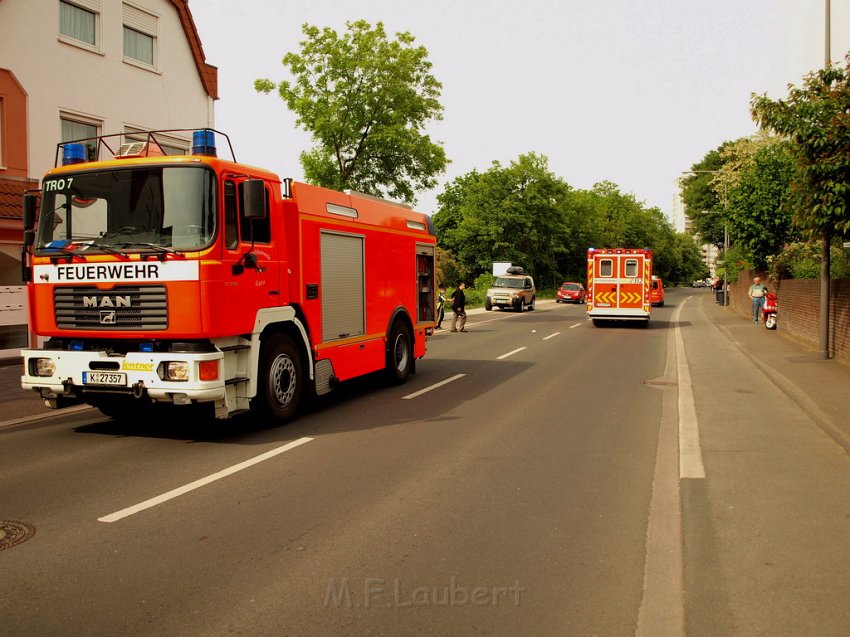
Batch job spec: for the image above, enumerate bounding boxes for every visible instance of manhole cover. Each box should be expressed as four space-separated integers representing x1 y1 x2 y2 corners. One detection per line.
0 521 36 551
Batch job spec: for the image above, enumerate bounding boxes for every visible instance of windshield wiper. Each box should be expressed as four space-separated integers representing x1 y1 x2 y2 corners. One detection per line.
115 242 184 257
86 241 129 257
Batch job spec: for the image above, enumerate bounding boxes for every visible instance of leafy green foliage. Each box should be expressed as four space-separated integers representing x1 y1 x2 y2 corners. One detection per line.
769 243 850 280
751 58 850 238
680 144 729 247
433 153 698 287
721 136 796 269
667 233 709 283
256 20 447 204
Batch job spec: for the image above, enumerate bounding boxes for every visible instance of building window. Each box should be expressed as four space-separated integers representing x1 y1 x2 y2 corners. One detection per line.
59 0 101 51
61 117 100 162
123 3 158 69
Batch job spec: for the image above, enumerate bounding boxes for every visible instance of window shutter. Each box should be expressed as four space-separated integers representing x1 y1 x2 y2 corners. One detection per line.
123 3 157 36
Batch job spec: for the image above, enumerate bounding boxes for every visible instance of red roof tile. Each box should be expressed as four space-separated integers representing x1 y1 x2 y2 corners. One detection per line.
171 0 218 100
0 178 38 220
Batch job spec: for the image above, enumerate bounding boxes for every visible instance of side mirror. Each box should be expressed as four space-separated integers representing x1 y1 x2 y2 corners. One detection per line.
242 180 266 219
23 193 39 232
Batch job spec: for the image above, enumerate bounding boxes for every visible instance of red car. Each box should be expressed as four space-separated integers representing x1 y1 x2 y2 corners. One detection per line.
650 276 665 307
556 282 586 304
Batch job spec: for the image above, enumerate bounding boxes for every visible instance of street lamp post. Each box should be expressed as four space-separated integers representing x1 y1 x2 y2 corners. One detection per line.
681 170 729 305
722 222 729 306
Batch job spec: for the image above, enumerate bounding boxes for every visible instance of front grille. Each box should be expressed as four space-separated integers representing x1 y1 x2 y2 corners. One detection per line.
54 286 168 330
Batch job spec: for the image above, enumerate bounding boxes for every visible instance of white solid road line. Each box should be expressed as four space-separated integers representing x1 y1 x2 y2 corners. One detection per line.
675 300 706 479
569 322 582 328
98 437 314 523
402 373 466 400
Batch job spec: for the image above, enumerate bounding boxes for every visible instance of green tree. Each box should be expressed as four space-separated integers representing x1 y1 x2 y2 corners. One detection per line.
433 153 571 286
432 170 482 258
751 59 850 238
255 20 447 204
434 161 682 287
681 144 730 247
576 182 677 280
668 232 709 284
717 135 796 269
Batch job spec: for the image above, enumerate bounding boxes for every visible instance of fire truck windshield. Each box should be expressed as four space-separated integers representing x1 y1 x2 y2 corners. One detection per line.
36 166 216 253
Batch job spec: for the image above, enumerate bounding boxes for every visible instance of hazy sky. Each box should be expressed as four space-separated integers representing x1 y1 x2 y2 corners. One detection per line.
191 0 850 221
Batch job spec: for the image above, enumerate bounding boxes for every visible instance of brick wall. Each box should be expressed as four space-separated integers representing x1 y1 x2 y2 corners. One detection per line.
730 270 850 361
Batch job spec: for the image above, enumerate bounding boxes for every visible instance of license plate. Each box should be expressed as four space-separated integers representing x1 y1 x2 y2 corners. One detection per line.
83 372 127 386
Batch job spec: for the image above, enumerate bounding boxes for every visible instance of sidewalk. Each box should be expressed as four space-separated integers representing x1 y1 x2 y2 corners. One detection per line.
684 285 850 635
700 293 850 454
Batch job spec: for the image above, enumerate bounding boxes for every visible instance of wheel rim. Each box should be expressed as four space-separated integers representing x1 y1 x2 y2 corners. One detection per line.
393 333 409 373
269 354 296 407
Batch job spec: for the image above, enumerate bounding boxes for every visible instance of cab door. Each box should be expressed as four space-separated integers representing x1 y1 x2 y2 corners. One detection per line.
218 177 281 333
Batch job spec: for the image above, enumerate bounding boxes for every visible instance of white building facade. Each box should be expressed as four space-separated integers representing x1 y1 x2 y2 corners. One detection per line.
0 0 217 356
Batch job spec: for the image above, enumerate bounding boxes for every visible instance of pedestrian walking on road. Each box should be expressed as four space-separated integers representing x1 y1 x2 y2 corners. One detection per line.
435 285 446 329
748 276 768 323
450 282 467 332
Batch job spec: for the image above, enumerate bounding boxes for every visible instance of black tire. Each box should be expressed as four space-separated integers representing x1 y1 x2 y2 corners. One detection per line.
528 296 536 311
251 334 303 422
765 313 777 330
485 299 493 311
386 321 413 384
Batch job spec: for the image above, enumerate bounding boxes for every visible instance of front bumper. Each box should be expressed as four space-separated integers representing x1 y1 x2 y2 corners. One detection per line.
21 348 226 404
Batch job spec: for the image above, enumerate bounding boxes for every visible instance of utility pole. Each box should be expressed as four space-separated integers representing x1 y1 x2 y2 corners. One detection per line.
819 0 831 359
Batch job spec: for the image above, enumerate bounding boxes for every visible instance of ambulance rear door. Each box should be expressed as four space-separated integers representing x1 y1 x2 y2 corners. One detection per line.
589 252 649 319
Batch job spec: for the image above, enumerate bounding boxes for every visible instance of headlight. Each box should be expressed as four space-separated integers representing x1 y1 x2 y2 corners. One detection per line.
158 361 190 382
29 358 56 377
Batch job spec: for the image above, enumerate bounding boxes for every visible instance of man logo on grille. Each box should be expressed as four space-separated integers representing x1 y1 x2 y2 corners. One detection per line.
83 295 131 308
100 310 117 325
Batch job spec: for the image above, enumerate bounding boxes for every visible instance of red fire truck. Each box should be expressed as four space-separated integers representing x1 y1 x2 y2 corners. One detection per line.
20 129 436 422
586 247 652 327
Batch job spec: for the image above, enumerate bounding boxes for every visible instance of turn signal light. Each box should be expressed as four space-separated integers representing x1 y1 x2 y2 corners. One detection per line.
199 360 219 382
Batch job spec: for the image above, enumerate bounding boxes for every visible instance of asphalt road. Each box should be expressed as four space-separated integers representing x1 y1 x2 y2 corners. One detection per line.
1 290 849 636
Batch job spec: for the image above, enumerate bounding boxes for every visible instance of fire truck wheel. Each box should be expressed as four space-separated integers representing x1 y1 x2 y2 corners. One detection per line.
253 334 303 422
386 322 413 384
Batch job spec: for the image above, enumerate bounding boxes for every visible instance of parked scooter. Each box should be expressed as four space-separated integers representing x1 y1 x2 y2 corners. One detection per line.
762 292 778 330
